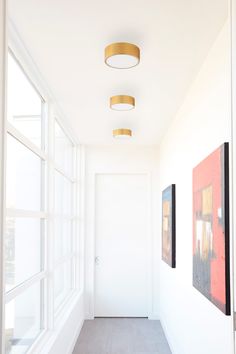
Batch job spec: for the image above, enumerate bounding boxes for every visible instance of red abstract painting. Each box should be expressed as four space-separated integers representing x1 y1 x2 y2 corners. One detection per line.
192 143 230 315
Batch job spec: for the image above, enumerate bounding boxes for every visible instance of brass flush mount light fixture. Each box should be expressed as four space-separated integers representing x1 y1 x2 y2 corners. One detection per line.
110 95 135 111
105 42 140 69
113 128 132 139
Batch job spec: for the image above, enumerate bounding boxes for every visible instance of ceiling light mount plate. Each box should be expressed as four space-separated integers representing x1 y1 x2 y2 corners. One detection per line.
105 42 140 69
113 128 132 139
110 95 135 111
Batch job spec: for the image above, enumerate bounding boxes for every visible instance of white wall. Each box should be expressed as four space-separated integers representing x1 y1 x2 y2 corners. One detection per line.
158 21 234 354
85 145 160 320
0 1 6 352
233 0 236 349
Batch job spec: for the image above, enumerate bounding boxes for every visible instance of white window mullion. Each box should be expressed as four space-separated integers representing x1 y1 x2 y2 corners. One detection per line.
5 271 47 303
78 145 85 292
41 99 47 152
45 102 55 331
74 147 79 290
7 122 47 160
6 208 47 218
54 163 76 183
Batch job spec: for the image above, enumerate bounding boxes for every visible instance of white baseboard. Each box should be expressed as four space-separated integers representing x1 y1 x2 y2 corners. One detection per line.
86 315 159 320
160 318 178 354
148 315 160 320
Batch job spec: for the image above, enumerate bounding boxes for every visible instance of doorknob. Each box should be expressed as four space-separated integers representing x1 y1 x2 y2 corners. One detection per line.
95 256 100 265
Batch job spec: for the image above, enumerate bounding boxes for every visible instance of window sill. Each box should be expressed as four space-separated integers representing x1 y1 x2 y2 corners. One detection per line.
27 289 84 354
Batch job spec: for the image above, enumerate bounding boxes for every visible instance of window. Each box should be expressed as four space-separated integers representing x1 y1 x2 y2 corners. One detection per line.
55 122 73 176
4 50 80 353
5 282 42 354
54 261 72 310
54 171 72 217
7 54 43 148
5 53 46 354
5 217 42 292
53 121 76 313
6 134 42 211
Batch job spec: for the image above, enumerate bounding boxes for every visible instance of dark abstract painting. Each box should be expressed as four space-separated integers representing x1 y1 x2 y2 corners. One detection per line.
162 184 176 268
193 143 230 315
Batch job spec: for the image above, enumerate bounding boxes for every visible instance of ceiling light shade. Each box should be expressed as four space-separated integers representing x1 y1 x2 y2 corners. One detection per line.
105 42 140 69
113 128 132 139
110 95 135 111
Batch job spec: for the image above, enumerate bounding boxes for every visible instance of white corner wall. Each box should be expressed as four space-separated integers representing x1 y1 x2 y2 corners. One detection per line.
0 0 6 352
158 20 234 354
84 145 160 320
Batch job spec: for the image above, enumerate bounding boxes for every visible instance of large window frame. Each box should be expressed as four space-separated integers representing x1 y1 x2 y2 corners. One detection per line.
4 51 48 354
2 37 82 353
52 119 78 318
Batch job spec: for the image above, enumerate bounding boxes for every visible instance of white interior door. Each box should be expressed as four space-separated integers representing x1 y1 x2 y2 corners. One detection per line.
95 174 148 317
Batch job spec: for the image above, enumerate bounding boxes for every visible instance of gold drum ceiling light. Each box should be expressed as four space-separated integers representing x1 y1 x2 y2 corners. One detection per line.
110 95 135 111
105 42 140 69
113 128 132 139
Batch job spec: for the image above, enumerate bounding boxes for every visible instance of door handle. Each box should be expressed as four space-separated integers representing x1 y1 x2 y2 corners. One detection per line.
95 256 100 265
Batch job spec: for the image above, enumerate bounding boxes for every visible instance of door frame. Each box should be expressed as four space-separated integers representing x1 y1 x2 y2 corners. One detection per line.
87 172 154 319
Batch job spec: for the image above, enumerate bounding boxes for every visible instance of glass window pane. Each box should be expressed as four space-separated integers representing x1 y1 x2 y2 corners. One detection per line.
55 121 73 177
6 134 42 211
54 219 72 262
7 53 43 148
5 282 43 354
55 171 72 216
54 261 72 311
5 218 42 292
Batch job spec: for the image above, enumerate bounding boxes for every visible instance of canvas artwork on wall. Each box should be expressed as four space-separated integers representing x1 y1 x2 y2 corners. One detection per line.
162 184 176 268
192 143 230 315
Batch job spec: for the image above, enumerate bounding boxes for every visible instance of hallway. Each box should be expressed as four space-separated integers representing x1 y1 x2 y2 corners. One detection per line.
73 318 172 354
0 0 235 353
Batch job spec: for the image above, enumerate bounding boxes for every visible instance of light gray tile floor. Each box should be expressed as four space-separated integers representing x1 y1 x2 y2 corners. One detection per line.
72 318 172 354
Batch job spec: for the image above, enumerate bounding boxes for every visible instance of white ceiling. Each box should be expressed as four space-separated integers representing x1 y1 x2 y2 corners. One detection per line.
8 0 228 145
